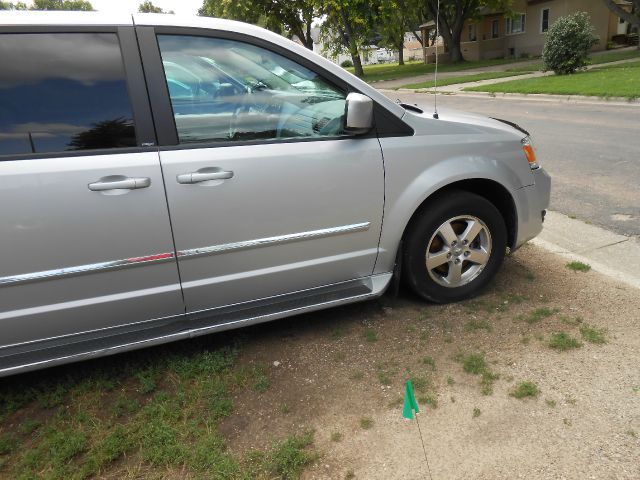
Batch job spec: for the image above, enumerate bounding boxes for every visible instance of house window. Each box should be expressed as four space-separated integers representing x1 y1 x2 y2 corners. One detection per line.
491 19 500 38
541 8 550 33
469 24 477 41
507 14 526 35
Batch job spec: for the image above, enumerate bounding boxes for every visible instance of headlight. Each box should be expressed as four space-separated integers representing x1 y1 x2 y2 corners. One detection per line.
521 136 538 170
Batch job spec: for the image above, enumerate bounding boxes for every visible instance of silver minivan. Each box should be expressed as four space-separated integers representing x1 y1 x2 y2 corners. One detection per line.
0 12 550 377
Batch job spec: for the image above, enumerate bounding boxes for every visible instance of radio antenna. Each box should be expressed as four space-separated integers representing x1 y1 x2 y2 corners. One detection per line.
433 0 440 119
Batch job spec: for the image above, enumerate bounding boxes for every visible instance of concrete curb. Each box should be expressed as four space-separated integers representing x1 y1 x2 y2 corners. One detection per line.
531 211 640 290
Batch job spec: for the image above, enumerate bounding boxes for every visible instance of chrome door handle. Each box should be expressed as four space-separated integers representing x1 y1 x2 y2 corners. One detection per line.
176 170 234 184
88 176 151 191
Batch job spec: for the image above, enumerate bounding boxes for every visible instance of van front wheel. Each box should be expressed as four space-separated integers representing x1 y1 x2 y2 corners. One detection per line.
402 191 507 303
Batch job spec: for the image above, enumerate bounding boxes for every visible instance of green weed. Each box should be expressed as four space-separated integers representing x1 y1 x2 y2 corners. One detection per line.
561 315 584 326
520 307 559 324
566 261 591 272
421 356 436 371
580 325 607 344
418 394 438 409
460 353 487 375
0 433 16 455
266 431 317 480
511 381 540 399
363 329 378 342
18 419 42 435
549 332 582 351
465 319 493 332
251 364 270 392
360 417 374 430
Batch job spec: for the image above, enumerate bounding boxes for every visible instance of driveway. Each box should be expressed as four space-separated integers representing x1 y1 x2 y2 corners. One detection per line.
384 91 640 237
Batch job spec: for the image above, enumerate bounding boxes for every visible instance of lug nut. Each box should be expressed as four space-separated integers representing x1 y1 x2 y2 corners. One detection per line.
463 240 468 245
447 253 452 258
454 258 461 264
464 251 470 257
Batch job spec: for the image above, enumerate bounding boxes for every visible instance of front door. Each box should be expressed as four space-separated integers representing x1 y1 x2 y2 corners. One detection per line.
152 33 384 313
0 30 183 361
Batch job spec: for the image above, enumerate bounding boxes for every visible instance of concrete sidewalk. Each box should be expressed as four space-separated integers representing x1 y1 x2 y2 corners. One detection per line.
532 210 640 289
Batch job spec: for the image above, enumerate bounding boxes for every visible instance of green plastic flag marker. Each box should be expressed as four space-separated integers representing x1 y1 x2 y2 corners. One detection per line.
402 380 420 420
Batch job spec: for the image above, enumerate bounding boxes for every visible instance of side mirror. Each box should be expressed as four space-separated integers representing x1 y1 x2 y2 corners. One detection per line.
345 92 373 135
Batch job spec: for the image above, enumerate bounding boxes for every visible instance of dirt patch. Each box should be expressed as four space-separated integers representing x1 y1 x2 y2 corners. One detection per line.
219 244 640 479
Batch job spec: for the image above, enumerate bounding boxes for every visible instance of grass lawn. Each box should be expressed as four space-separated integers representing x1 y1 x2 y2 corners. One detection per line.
345 48 640 84
590 48 640 65
506 49 640 72
399 70 533 89
464 61 640 99
345 57 537 82
0 338 317 479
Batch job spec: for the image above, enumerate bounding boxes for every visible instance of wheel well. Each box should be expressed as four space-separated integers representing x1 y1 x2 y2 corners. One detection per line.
404 179 518 249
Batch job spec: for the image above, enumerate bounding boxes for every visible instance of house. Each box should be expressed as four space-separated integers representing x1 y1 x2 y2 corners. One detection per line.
421 0 635 63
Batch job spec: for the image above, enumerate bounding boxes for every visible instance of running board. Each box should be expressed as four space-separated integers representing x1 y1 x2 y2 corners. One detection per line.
0 274 392 377
187 276 380 336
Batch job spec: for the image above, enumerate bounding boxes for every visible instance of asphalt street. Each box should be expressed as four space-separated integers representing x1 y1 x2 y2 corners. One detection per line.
384 91 640 237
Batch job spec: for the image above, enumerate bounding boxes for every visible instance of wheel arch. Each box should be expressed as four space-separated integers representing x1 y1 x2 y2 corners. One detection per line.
401 178 518 250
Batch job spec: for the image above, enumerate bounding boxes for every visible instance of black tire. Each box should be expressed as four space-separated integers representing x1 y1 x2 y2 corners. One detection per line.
402 190 507 303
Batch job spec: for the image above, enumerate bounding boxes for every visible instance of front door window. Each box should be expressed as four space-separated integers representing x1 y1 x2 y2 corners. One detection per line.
156 35 348 144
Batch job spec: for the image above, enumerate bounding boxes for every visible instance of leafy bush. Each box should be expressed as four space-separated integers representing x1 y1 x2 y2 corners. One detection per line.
542 12 599 74
340 59 354 68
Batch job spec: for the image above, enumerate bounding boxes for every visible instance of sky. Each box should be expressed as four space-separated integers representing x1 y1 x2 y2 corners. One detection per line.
87 0 203 16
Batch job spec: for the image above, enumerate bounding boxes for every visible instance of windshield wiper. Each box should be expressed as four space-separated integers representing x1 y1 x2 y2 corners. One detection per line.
398 102 423 114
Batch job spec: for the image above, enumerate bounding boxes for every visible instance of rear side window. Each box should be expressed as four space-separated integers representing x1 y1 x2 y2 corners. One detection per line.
0 33 136 156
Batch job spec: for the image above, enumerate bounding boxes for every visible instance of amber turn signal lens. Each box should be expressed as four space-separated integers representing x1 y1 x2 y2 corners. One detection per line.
523 144 536 164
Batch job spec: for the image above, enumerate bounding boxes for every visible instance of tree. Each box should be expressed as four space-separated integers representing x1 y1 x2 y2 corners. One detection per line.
376 0 426 65
602 0 640 48
199 0 317 50
68 118 135 150
425 0 510 63
0 1 28 8
138 1 164 13
542 12 599 74
318 0 375 77
29 0 93 10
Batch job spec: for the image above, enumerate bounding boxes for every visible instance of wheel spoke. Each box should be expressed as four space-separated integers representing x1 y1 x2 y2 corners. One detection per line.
446 261 463 285
437 222 458 247
427 249 450 270
466 248 489 265
461 220 483 245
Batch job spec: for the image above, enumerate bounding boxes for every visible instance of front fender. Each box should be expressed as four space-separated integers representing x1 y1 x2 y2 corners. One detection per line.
374 133 532 275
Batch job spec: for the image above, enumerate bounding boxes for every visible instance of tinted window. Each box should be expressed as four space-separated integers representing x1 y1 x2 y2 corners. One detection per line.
157 35 347 144
0 33 136 156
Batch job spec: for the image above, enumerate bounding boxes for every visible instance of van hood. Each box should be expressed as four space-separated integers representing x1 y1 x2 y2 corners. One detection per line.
401 104 530 138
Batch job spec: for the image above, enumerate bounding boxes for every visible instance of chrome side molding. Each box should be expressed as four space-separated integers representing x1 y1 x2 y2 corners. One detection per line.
0 252 176 287
178 222 371 259
0 222 371 287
